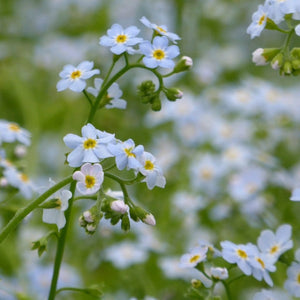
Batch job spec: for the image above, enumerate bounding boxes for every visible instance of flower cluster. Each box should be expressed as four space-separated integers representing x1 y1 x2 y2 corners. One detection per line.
0 120 35 199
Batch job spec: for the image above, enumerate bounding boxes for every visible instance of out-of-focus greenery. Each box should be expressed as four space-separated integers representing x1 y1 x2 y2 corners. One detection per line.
1 0 300 299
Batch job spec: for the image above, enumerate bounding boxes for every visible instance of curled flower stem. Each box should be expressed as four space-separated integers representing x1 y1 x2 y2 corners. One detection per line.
48 180 76 300
0 175 73 244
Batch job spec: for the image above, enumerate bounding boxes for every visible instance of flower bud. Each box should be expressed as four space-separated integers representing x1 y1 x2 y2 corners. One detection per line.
83 211 94 223
143 213 156 226
292 59 300 70
291 47 300 59
283 61 292 75
14 145 27 158
271 52 283 70
173 56 193 73
137 80 156 104
151 96 161 111
110 200 129 214
86 224 97 233
164 88 183 101
0 177 8 187
252 48 267 66
121 214 130 231
40 198 61 209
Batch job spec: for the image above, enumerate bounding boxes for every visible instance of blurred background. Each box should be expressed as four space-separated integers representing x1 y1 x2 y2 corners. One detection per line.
1 0 300 299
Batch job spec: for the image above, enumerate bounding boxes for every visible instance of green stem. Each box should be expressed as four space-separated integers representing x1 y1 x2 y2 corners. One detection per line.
222 281 232 300
83 90 93 106
283 29 294 54
87 64 164 123
74 195 97 202
48 180 76 300
227 274 245 285
102 59 118 86
0 176 73 243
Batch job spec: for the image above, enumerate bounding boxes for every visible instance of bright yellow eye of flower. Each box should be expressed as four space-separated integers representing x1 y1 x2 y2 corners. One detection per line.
83 138 97 149
270 245 279 254
70 70 82 79
256 257 265 269
189 255 200 264
144 160 154 170
156 26 166 33
20 173 29 182
9 123 20 132
258 14 266 25
124 148 136 157
116 34 127 43
85 175 96 188
237 249 248 259
152 49 165 60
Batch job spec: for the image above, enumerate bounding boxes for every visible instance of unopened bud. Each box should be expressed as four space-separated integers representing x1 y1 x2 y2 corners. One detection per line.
83 211 94 223
79 215 86 227
252 48 267 66
14 145 27 158
283 61 292 74
210 267 229 280
151 96 161 111
173 56 193 73
121 214 130 231
291 47 300 59
111 200 129 214
292 59 300 70
143 213 156 226
271 53 283 70
40 198 61 209
164 88 183 101
86 224 96 233
137 80 156 104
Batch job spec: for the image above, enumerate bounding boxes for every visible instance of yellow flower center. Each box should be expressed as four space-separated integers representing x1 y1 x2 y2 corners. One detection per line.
20 173 29 182
152 49 165 60
85 175 96 188
189 255 200 264
258 14 266 26
9 123 20 132
70 70 82 79
297 273 300 284
116 34 127 44
256 257 265 269
124 148 136 157
156 26 166 33
83 138 97 149
55 199 62 210
237 249 248 259
201 168 213 180
144 160 154 170
270 245 279 255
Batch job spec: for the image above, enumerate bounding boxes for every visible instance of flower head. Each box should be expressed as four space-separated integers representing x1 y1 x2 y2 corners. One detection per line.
42 189 72 229
0 120 31 146
179 246 208 268
63 123 115 167
99 24 143 55
56 61 100 92
140 16 181 44
247 4 269 39
72 163 104 195
139 36 180 69
284 262 300 297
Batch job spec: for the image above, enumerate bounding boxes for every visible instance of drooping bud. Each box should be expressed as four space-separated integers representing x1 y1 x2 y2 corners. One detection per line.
282 61 292 75
143 213 156 226
164 88 183 101
79 203 103 235
252 48 280 66
83 211 94 223
151 96 162 111
173 56 193 73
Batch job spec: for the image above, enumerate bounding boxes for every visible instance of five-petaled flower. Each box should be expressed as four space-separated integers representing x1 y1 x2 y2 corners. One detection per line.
56 61 100 92
139 36 180 69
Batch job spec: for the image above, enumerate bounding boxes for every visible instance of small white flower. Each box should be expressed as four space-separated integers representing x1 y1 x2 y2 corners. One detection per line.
87 78 127 109
139 16 181 44
42 189 72 230
143 213 156 226
99 24 143 55
63 123 115 167
108 138 144 170
56 61 100 92
179 246 208 268
72 163 104 195
0 120 31 146
252 48 268 66
139 36 180 69
257 224 293 261
284 262 300 297
247 4 269 39
210 267 229 280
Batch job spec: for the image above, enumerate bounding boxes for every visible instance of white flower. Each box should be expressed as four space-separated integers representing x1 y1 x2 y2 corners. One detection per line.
138 151 166 190
290 187 300 201
257 224 293 261
108 138 144 170
139 16 181 44
210 267 228 280
284 262 300 297
63 123 115 167
0 120 31 146
221 241 257 275
99 24 143 55
179 246 208 268
247 4 269 39
72 163 104 195
42 189 72 229
252 48 268 66
56 61 100 92
87 78 127 109
139 36 180 69
4 167 35 199
143 213 156 226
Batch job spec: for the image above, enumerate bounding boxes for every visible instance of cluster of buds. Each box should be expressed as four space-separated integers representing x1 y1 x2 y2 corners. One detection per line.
252 47 300 76
79 204 103 234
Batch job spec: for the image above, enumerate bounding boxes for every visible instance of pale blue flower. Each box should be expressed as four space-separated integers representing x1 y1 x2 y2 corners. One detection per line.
284 262 300 297
56 61 100 92
0 120 31 146
63 123 115 167
99 24 143 55
139 16 181 44
247 4 269 39
179 246 208 268
87 78 127 109
139 36 180 69
108 138 144 170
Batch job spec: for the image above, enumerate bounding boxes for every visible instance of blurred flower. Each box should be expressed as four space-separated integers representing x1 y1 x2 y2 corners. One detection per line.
56 61 100 92
0 120 31 146
139 16 181 43
210 267 228 280
284 262 300 297
179 246 208 268
99 24 142 55
247 4 269 39
139 36 179 69
73 163 104 195
290 187 300 201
